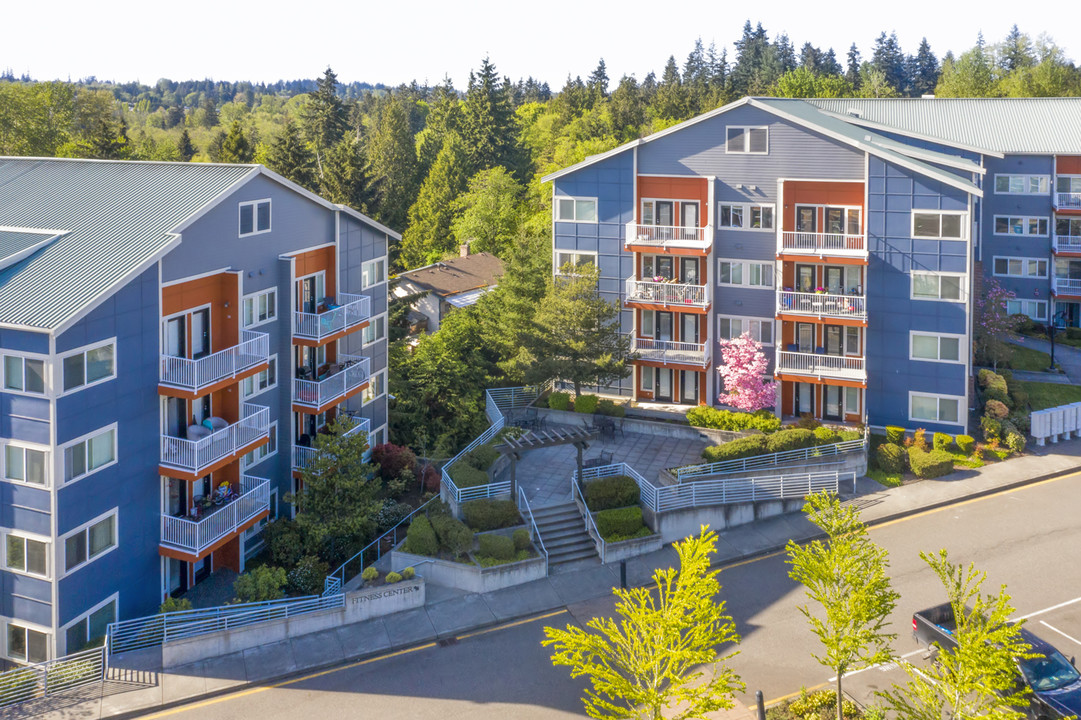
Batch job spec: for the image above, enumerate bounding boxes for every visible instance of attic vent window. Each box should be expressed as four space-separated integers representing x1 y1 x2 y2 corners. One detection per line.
239 199 271 237
726 126 768 154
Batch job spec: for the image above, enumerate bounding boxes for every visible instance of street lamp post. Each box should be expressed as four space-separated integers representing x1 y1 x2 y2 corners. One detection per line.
1048 310 1067 371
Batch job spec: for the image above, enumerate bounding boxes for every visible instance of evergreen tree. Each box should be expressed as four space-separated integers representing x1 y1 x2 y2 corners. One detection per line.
219 120 254 163
935 36 997 97
775 33 797 74
609 75 645 138
450 166 523 257
683 38 710 112
871 31 908 93
800 43 824 73
651 56 687 121
731 22 780 96
821 49 843 77
999 25 1036 73
587 58 609 104
911 38 941 96
399 132 470 268
367 95 418 232
846 44 863 89
200 95 218 128
176 128 195 162
707 42 729 102
301 66 349 175
414 76 462 179
554 75 589 121
320 137 372 213
266 119 317 190
206 129 226 162
460 57 516 173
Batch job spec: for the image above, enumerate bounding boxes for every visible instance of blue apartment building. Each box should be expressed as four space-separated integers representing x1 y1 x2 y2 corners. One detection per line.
0 158 391 664
545 97 1081 436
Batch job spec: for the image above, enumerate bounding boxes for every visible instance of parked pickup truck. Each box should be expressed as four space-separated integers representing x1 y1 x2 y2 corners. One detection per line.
913 602 1081 720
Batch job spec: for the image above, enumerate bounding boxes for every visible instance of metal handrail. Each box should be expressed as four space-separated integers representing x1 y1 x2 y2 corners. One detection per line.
293 355 371 409
625 277 709 308
630 337 710 366
673 437 867 482
292 416 370 471
517 487 549 574
1054 277 1081 293
293 292 371 341
624 221 713 250
775 351 866 379
571 479 608 563
159 403 270 473
159 330 270 392
161 476 271 554
779 230 866 255
1054 235 1081 253
0 645 106 707
1056 192 1081 210
777 291 866 319
651 471 857 512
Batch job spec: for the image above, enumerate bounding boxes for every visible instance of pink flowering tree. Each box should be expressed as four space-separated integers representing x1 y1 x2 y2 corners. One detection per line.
974 278 1020 370
718 332 776 411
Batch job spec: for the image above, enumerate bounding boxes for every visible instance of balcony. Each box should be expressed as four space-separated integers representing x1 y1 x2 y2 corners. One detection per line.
293 293 371 343
1054 277 1081 296
779 231 866 258
292 415 371 472
1055 193 1081 211
159 330 270 396
624 222 712 252
160 475 270 557
1054 236 1081 254
293 355 371 412
160 403 270 476
776 351 866 382
625 277 709 310
631 337 710 367
777 291 866 321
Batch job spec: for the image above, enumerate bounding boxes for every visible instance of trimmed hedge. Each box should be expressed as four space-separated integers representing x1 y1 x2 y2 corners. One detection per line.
512 528 531 551
385 571 402 584
685 406 781 433
701 434 769 463
984 399 1009 419
766 428 816 453
813 427 837 444
448 462 489 488
1006 432 1026 454
933 432 954 451
595 506 646 540
956 435 975 454
875 443 905 474
462 499 521 531
596 399 626 417
574 394 600 414
583 475 640 511
466 445 500 471
981 416 1002 443
908 448 955 479
838 430 862 442
885 426 905 445
401 567 415 580
548 392 571 411
477 533 515 561
430 514 473 558
404 515 438 556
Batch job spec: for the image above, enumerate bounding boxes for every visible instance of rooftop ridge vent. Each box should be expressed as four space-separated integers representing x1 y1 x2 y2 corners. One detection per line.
846 108 862 117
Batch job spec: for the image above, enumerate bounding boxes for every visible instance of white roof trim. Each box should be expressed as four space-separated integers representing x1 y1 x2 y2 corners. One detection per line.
867 138 985 174
541 140 642 184
335 204 402 240
816 108 1006 159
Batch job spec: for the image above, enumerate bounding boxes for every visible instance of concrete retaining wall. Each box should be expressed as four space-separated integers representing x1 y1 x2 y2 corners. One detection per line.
390 550 547 593
644 498 809 545
663 449 868 485
532 408 754 444
601 533 664 563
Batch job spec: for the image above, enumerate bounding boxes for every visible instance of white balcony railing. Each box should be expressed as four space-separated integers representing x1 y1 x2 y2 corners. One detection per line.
292 416 371 471
160 330 270 393
631 337 710 367
1054 236 1081 253
777 291 866 320
1054 277 1081 295
161 475 270 555
160 403 270 473
776 351 866 381
293 293 371 342
293 355 370 410
1055 193 1081 210
780 231 866 257
625 277 709 309
624 222 713 251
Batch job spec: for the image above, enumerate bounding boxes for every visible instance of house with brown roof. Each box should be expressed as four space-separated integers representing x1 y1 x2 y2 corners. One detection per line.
394 246 504 333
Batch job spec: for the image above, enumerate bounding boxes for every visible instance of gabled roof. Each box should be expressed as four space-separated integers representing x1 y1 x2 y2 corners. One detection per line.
396 252 504 297
0 227 67 272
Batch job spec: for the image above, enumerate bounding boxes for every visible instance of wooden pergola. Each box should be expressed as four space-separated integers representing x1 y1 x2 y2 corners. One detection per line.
494 426 599 496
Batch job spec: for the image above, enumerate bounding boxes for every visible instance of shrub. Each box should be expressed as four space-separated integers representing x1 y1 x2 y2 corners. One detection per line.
701 434 770 462
1006 380 1029 410
984 399 1009 419
512 528 531 551
263 519 306 569
686 406 781 433
595 506 646 540
838 429 862 442
371 443 417 482
813 427 837 445
908 448 955 479
913 428 928 451
430 514 473 558
385 571 402 584
1008 411 1031 434
795 413 822 430
933 432 954 451
548 391 571 411
361 566 379 583
462 499 521 531
376 500 414 533
448 461 489 488
159 597 192 614
875 443 905 474
956 435 975 454
583 475 640 511
1006 432 1026 454
1011 313 1035 333
980 416 1003 443
404 515 438 556
401 566 415 580
288 555 329 596
977 368 997 388
465 444 500 471
477 533 515 561
596 399 626 417
574 394 600 414
420 464 440 493
766 428 816 453
1067 327 1081 341
885 426 905 445
234 565 287 603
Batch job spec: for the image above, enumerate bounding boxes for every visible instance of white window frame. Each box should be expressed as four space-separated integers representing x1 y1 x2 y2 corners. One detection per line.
909 331 965 365
3 529 50 579
911 271 966 303
361 369 386 406
242 421 277 469
1058 175 1081 193
60 508 118 578
4 619 50 664
362 313 387 347
1006 299 1048 321
59 592 117 655
993 215 1050 237
241 288 277 329
993 174 1050 195
553 196 598 223
58 338 116 396
716 259 773 289
716 202 775 231
843 386 861 417
240 354 277 400
717 315 774 346
2 353 48 396
908 391 964 427
361 256 387 289
60 423 118 487
553 250 598 275
239 198 272 237
992 256 1048 279
725 126 769 154
911 211 967 240
3 441 49 488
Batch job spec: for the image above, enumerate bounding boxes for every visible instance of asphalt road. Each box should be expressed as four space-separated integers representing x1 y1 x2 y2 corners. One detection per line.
146 472 1081 720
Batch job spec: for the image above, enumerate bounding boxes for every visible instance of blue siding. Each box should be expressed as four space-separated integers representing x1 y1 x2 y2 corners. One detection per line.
0 329 48 354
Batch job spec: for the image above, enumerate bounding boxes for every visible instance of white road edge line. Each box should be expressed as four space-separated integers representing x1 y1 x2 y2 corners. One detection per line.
1018 595 1081 621
1040 620 1081 649
829 649 925 681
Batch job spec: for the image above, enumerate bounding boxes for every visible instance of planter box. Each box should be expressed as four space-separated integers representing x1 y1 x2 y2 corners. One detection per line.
390 548 547 593
534 407 754 445
599 532 663 563
344 577 425 623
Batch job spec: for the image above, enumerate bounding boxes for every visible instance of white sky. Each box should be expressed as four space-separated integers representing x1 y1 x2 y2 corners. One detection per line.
5 0 1078 90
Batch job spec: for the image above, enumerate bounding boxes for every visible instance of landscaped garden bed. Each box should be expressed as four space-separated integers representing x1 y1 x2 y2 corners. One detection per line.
697 425 863 464
577 473 662 561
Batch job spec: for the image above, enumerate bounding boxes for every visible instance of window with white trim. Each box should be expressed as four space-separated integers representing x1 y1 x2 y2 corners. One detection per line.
554 251 597 274
993 257 1048 278
910 392 963 425
361 258 386 289
63 426 116 485
912 212 965 239
994 174 1049 195
639 366 654 392
5 533 47 577
717 260 773 288
1007 299 1048 321
7 623 47 663
717 316 773 345
3 355 45 395
1058 217 1081 238
717 203 774 230
242 422 277 469
362 314 386 346
994 215 1049 237
62 511 117 575
911 272 964 302
844 386 861 416
725 126 768 154
1058 176 1081 193
63 596 116 654
361 370 386 405
60 340 115 394
242 289 277 329
554 197 597 222
239 199 271 237
240 355 277 400
4 445 46 487
910 332 963 363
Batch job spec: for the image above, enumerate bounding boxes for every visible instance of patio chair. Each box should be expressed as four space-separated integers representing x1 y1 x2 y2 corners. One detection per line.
598 450 613 465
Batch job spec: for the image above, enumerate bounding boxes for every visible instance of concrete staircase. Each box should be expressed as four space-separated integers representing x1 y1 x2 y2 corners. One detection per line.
531 501 598 569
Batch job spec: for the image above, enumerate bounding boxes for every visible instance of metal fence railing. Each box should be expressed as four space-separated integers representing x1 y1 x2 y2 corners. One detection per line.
651 471 857 513
571 478 608 563
159 330 270 393
293 293 371 341
293 355 371 410
673 436 867 482
517 486 549 575
159 403 270 473
160 475 271 554
0 645 106 707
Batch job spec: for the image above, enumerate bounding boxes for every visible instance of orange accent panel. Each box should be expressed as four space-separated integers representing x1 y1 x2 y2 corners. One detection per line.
213 537 241 573
777 253 868 266
774 373 866 389
1057 209 1081 217
159 511 268 563
1058 157 1081 174
782 181 864 232
294 246 337 300
159 435 269 482
626 244 709 257
626 300 710 314
162 272 239 349
776 313 865 328
637 177 710 225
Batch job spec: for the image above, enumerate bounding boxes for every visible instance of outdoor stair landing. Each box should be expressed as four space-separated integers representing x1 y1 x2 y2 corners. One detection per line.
530 501 598 570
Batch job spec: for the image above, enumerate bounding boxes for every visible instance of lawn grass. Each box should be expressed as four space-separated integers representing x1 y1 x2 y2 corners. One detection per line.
866 468 903 488
1007 344 1054 372
948 450 984 468
1018 381 1081 411
1022 329 1081 349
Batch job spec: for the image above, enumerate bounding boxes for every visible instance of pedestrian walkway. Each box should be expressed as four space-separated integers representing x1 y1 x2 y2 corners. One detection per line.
31 438 1081 719
1010 335 1081 383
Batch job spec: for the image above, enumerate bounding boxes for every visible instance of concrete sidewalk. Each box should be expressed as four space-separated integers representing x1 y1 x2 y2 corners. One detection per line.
35 438 1081 720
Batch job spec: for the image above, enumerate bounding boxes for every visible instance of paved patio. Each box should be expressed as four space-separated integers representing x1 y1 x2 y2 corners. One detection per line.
515 427 709 507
